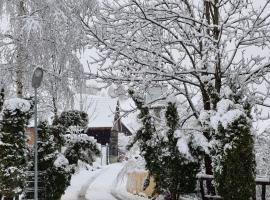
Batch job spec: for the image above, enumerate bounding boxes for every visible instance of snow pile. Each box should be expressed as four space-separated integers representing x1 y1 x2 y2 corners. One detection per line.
3 98 31 114
54 153 69 168
210 99 245 130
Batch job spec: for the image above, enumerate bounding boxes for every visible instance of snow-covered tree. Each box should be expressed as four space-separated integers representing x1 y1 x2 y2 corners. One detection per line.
55 110 88 130
37 117 100 200
64 133 100 166
129 91 201 199
157 102 200 199
81 0 270 189
55 110 100 166
48 153 74 200
0 0 97 115
211 92 256 199
37 121 80 200
0 98 32 199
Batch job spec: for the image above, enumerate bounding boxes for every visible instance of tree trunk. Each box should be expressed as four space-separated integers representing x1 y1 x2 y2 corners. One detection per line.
52 95 58 117
0 88 4 111
201 85 215 194
16 0 26 98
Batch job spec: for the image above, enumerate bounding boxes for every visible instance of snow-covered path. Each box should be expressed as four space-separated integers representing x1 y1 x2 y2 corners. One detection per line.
85 163 123 200
62 162 149 200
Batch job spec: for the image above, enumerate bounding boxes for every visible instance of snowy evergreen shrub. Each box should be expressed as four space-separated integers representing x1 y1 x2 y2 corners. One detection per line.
50 124 66 150
0 98 32 199
51 110 89 150
47 153 74 200
152 102 200 200
36 111 99 199
53 110 88 129
64 133 100 165
211 98 256 200
129 90 201 199
37 121 73 200
38 121 58 170
52 109 100 166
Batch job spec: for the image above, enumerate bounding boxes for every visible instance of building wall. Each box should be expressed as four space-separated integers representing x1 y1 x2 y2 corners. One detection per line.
87 128 111 145
26 127 35 145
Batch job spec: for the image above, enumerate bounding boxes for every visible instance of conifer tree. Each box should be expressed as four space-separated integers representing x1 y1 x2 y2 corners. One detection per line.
37 110 100 200
155 102 200 200
54 110 88 129
38 121 73 200
212 95 256 200
64 134 100 165
53 110 100 166
129 91 200 199
0 98 32 199
38 121 58 170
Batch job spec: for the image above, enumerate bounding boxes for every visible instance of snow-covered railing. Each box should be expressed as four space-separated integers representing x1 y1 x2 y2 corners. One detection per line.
197 174 270 200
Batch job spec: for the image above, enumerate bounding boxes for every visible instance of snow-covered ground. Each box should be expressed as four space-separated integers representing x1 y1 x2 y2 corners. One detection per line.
61 166 103 200
85 163 123 200
62 162 149 200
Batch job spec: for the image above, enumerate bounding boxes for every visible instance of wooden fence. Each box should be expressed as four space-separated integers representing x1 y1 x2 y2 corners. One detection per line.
197 174 270 200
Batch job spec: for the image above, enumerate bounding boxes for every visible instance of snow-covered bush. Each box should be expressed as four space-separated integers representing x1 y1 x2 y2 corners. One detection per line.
129 90 201 199
37 110 100 200
53 110 88 129
211 98 256 200
53 110 100 166
37 121 74 200
0 98 33 199
64 133 100 165
47 153 74 200
153 102 200 200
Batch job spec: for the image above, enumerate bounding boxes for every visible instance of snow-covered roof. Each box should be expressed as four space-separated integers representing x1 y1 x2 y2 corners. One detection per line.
73 94 118 128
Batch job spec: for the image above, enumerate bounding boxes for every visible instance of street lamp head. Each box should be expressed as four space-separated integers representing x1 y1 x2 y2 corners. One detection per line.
32 67 44 89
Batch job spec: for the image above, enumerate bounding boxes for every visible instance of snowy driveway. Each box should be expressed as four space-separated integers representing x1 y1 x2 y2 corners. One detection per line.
62 162 149 200
85 163 123 200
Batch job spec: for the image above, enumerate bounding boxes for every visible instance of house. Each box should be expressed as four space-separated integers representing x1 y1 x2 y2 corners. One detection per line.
73 94 133 163
26 126 35 145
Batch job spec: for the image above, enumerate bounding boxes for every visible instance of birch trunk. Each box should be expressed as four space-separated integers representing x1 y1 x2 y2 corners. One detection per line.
15 0 26 98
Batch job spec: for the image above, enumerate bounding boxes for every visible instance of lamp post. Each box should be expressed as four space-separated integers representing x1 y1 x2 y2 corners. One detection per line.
31 67 44 200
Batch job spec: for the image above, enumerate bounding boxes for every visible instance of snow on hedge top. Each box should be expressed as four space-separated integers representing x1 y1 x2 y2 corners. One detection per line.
210 99 245 130
54 153 69 168
64 133 97 144
73 94 117 128
3 98 31 114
